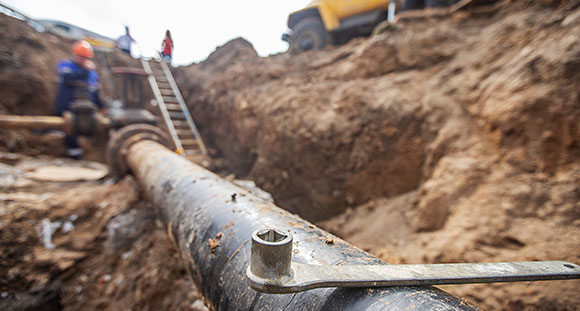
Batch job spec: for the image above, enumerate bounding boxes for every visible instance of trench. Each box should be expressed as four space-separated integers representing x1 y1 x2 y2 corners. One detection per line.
2 1 580 310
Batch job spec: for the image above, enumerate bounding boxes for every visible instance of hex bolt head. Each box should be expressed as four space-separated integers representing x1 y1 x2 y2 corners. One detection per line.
249 228 293 282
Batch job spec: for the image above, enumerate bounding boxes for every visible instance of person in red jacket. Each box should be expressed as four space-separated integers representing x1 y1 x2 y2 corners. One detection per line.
161 30 173 63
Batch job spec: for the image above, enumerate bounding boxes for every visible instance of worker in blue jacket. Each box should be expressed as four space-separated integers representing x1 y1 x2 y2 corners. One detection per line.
54 40 104 159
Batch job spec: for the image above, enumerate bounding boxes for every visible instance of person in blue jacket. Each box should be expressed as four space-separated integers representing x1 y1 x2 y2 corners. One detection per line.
54 40 104 159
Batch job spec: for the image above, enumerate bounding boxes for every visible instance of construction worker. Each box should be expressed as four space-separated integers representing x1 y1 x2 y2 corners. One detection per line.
54 40 104 159
117 26 135 55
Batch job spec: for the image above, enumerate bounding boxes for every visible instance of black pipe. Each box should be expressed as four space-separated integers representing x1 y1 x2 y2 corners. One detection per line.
125 140 479 311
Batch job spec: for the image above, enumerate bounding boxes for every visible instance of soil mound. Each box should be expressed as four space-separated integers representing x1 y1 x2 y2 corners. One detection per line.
201 37 259 71
0 155 207 311
0 15 70 115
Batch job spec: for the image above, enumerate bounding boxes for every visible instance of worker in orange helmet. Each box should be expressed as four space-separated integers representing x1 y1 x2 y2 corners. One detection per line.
54 40 104 159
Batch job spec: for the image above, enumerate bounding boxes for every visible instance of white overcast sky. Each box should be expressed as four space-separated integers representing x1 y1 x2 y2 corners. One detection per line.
3 0 312 66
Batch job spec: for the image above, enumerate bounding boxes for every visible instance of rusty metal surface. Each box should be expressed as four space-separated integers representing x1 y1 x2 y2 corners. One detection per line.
124 140 479 311
105 124 172 178
0 111 109 136
0 115 65 130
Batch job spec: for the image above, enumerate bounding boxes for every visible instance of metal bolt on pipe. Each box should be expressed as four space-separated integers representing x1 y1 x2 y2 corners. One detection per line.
114 125 479 311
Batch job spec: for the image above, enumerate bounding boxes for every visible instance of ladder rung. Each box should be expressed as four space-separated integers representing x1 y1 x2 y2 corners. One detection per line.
179 134 196 140
181 139 200 146
176 129 193 136
184 149 203 156
172 120 188 126
165 103 181 110
169 112 185 119
160 89 175 96
163 97 178 103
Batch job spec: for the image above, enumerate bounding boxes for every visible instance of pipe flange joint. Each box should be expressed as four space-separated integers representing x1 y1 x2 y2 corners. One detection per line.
105 124 172 178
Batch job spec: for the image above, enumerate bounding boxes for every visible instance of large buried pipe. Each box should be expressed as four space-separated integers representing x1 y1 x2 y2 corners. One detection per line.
121 136 477 310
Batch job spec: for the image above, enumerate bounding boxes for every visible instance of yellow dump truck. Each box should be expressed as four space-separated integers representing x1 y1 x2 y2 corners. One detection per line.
283 0 458 51
283 0 390 51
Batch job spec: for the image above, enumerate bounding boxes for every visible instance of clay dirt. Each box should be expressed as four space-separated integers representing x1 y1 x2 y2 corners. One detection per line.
1 0 580 310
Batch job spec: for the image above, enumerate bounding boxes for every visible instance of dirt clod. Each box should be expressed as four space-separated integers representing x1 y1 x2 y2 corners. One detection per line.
208 232 223 256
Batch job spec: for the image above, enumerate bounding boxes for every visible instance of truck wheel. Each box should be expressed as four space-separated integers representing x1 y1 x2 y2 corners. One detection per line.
290 18 328 52
404 0 425 10
426 0 448 7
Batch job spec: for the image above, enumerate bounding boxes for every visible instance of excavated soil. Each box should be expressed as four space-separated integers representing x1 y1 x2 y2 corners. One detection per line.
1 0 580 310
0 154 208 311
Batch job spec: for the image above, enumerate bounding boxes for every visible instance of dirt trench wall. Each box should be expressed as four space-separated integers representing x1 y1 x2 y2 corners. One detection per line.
0 15 70 115
175 39 436 221
176 1 580 222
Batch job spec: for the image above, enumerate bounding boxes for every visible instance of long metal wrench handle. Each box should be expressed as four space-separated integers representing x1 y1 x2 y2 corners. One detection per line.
247 229 580 294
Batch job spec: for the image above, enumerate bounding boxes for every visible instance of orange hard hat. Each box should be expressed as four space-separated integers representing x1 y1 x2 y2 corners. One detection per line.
72 40 94 58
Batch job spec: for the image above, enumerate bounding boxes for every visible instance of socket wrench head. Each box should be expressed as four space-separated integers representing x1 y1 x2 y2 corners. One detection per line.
249 228 293 282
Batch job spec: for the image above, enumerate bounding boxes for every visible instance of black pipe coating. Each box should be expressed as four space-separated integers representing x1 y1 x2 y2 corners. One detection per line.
126 140 479 311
